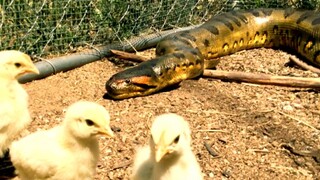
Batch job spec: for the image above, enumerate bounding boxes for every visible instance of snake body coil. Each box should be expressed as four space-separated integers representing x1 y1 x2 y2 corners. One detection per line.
106 8 320 99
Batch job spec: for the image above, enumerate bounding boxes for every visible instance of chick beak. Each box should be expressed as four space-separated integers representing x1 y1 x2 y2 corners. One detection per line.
26 65 40 75
98 126 114 137
23 53 40 75
155 146 167 162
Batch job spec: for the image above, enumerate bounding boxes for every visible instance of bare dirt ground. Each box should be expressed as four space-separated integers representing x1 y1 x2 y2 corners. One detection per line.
22 47 320 179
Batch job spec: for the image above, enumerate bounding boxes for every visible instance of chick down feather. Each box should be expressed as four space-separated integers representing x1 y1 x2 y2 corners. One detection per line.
10 101 114 180
0 50 39 179
0 50 39 156
132 113 203 180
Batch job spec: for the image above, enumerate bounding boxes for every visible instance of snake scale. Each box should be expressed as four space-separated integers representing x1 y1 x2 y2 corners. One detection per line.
105 8 320 99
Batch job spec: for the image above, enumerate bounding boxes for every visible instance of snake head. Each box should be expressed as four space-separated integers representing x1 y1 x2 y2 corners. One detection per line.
105 60 160 99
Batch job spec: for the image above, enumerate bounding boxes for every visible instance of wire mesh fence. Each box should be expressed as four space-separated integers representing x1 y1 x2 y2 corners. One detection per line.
0 0 319 57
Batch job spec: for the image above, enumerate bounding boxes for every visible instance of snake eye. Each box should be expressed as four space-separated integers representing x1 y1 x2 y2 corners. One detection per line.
125 79 131 84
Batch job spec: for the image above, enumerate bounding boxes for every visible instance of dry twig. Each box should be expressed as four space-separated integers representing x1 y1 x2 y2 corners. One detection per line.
247 148 270 153
289 56 320 74
203 70 320 88
277 111 319 132
204 142 219 157
281 144 320 163
197 129 228 133
110 49 148 62
110 160 132 171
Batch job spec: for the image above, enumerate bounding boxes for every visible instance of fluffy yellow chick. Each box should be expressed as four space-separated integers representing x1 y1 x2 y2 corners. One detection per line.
132 113 203 180
10 101 114 180
0 50 39 157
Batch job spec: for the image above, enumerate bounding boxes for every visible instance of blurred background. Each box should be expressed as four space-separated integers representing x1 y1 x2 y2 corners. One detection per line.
0 0 318 57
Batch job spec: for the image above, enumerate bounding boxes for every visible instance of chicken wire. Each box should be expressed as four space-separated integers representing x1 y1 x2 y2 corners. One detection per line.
0 0 318 57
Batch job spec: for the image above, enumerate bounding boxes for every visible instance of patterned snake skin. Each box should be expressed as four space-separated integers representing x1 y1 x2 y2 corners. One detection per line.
106 8 320 99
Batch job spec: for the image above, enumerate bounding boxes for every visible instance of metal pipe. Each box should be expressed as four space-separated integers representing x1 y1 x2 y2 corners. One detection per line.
18 52 102 83
18 25 201 84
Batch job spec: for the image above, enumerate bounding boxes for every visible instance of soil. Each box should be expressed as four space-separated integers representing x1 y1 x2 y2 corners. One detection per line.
22 47 320 179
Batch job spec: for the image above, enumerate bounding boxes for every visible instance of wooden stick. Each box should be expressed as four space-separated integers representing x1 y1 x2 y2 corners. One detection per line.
111 49 320 89
289 56 320 74
110 49 148 62
203 70 320 88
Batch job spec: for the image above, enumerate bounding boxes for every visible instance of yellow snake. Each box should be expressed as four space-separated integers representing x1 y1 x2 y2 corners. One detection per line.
106 8 320 99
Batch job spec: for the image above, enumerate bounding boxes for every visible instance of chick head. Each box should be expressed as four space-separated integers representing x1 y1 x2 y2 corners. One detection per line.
0 50 39 79
150 113 191 162
64 101 114 139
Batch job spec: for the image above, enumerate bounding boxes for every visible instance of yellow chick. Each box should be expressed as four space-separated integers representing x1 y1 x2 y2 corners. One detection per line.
132 113 203 180
0 50 38 179
10 101 114 180
0 50 39 157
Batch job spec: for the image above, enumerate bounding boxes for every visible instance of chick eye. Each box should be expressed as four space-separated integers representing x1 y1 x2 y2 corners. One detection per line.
173 135 180 144
85 119 95 126
14 63 22 68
